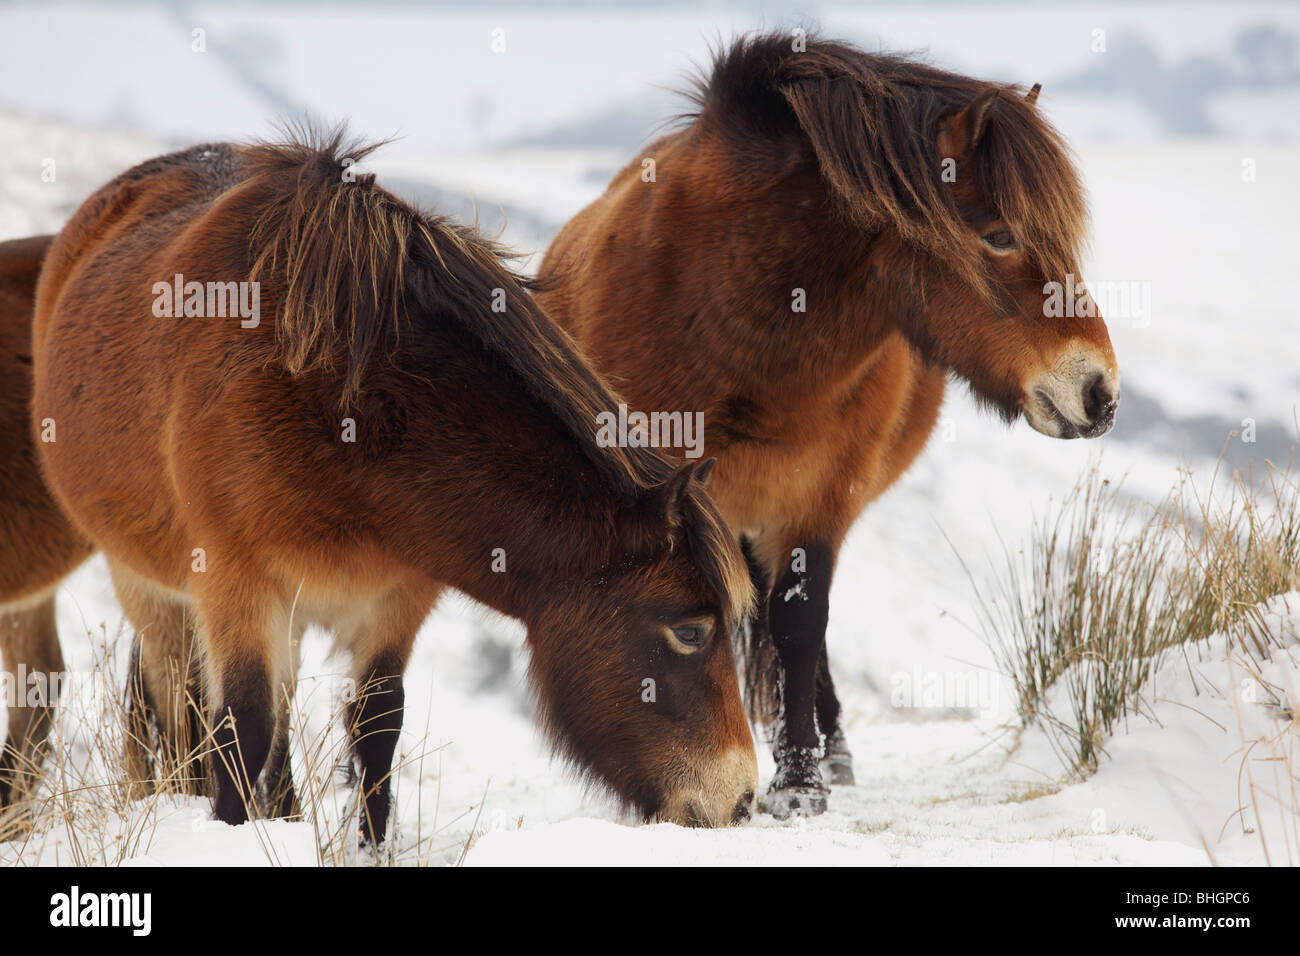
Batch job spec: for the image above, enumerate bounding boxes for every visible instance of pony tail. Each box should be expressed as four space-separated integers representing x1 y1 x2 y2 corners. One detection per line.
244 124 405 409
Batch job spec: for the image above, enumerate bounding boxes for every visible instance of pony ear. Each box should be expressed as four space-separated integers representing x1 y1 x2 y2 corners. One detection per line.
631 465 702 538
937 88 999 161
658 461 698 519
694 457 717 487
1025 82 1042 107
625 461 700 555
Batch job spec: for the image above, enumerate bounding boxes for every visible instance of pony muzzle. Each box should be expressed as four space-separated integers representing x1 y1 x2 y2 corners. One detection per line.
1023 345 1119 440
657 747 758 827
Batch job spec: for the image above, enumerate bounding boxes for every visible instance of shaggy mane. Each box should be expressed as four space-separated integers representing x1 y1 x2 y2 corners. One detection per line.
685 32 1090 299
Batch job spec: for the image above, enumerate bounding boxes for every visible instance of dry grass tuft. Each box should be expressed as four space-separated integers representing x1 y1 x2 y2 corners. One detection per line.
0 627 460 866
970 447 1299 778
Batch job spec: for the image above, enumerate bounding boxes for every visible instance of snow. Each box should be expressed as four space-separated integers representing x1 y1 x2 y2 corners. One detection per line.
1 1 1298 866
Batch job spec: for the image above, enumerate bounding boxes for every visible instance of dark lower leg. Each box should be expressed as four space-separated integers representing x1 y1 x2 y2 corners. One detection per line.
0 598 62 808
0 705 55 808
123 636 156 791
261 713 298 820
815 644 854 785
210 663 273 826
765 540 834 817
180 679 210 796
127 639 211 796
116 577 210 797
347 663 405 846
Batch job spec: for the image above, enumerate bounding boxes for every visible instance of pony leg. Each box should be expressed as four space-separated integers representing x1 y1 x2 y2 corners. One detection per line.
112 563 208 796
347 657 405 847
259 619 303 821
196 578 283 826
815 643 854 785
260 714 297 820
764 540 834 818
0 593 62 808
343 586 435 847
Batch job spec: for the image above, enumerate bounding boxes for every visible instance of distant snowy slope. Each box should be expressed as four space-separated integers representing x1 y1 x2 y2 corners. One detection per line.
3 2 1300 159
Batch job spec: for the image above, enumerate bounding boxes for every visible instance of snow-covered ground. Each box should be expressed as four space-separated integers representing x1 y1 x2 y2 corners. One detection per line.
1 1 1298 866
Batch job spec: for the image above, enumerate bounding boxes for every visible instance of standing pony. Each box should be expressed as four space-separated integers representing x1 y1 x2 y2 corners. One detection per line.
538 34 1119 816
32 128 758 838
0 235 206 811
0 235 94 807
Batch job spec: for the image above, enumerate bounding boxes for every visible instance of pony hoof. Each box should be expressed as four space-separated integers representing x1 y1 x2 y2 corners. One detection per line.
820 729 855 785
761 787 828 819
821 757 855 786
763 745 828 818
338 801 393 865
355 819 399 865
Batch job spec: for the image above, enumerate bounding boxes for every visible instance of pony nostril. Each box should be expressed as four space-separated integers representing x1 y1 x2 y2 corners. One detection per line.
1082 373 1113 422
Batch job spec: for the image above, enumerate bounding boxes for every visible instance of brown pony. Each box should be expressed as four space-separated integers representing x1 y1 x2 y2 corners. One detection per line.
0 235 94 807
538 34 1119 816
30 127 758 838
1 235 209 812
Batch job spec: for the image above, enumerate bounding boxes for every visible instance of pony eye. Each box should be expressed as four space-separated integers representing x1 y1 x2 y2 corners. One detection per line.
982 228 1016 250
670 625 706 648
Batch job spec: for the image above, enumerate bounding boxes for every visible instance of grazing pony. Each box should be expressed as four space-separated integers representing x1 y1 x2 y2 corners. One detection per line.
30 128 758 838
538 34 1119 816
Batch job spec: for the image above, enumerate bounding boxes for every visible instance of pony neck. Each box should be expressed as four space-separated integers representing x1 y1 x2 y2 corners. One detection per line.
687 132 902 398
388 384 631 624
